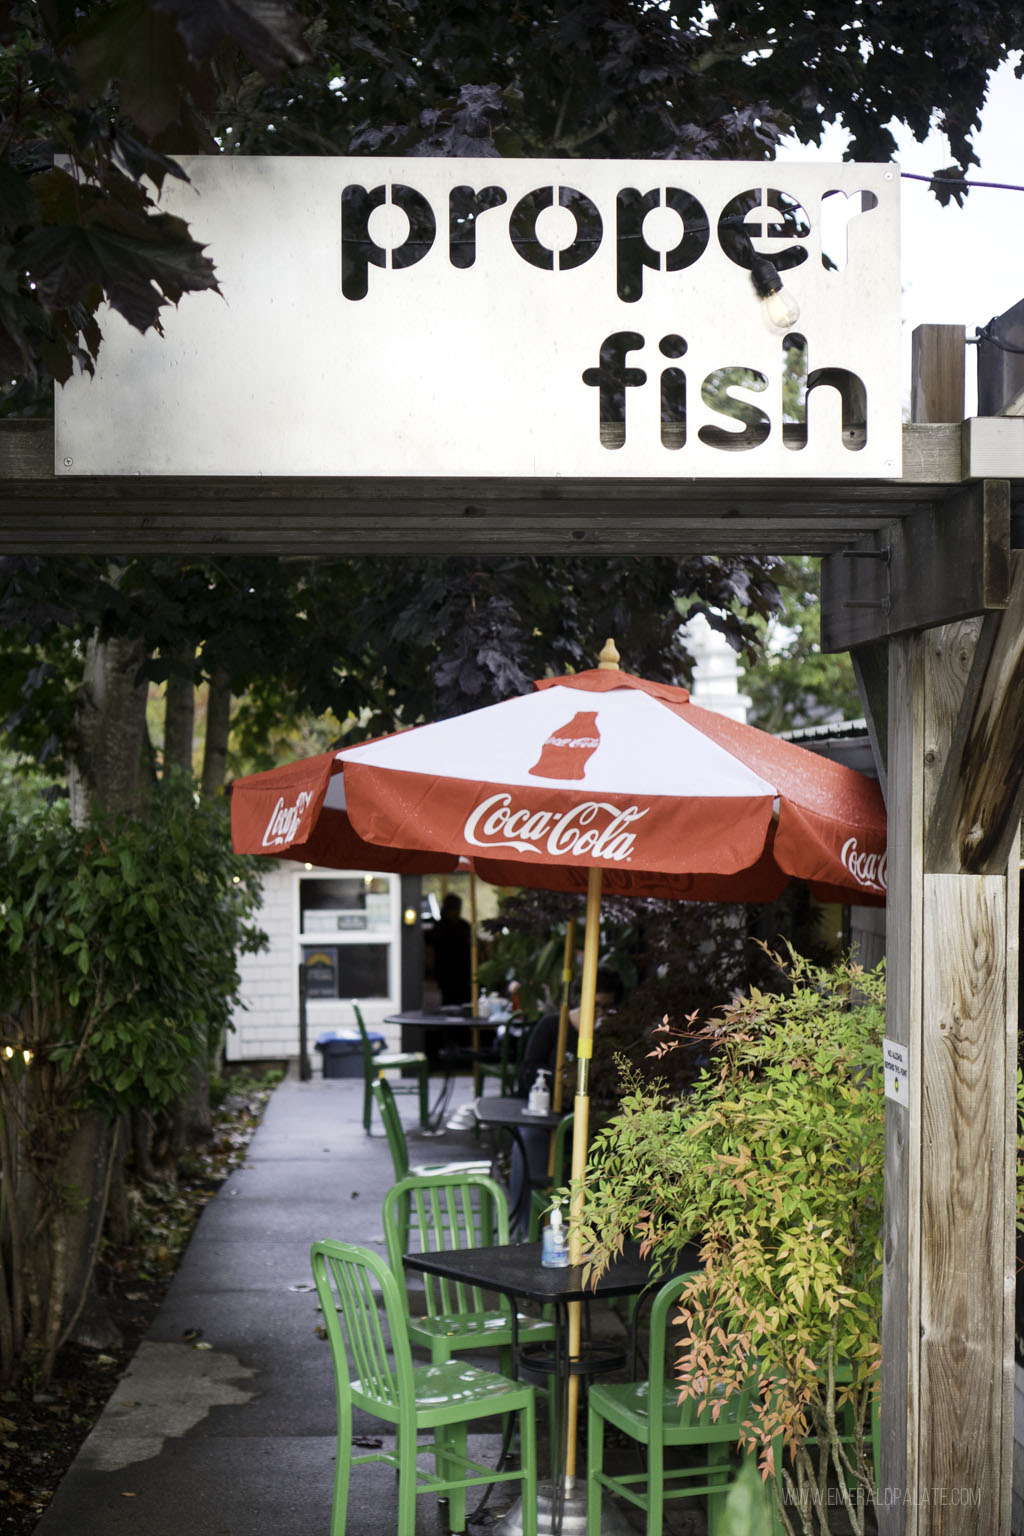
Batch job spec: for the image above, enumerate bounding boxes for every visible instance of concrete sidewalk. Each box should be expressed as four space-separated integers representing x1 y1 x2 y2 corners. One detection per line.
35 1069 521 1536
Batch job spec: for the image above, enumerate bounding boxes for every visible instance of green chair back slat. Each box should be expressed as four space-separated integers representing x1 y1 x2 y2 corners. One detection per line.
382 1170 556 1371
373 1075 412 1181
404 1173 506 1321
352 1000 429 1133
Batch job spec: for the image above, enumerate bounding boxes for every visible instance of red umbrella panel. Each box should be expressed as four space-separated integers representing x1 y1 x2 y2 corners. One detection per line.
228 748 460 876
332 666 887 906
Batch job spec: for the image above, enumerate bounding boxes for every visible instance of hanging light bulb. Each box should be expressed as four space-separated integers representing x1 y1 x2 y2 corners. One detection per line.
749 253 800 329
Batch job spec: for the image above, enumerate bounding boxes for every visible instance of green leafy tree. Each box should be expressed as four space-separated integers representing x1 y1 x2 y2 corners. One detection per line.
578 951 886 1536
742 557 862 734
0 768 265 1385
4 0 1020 413
0 552 785 784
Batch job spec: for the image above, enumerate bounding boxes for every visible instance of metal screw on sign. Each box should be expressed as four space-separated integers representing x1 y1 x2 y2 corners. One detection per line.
63 458 73 467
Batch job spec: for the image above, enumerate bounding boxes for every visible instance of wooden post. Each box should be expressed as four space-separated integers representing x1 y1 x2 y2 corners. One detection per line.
875 332 1018 1535
881 622 1018 1535
910 325 965 425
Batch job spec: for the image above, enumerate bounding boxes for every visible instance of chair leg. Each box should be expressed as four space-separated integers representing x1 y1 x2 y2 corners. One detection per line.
646 1437 664 1536
443 1421 469 1532
330 1402 353 1536
705 1441 732 1536
417 1064 429 1129
586 1400 603 1536
519 1395 539 1536
396 1431 418 1536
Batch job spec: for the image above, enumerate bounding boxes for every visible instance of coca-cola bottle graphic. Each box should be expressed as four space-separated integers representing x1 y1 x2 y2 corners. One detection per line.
529 710 601 780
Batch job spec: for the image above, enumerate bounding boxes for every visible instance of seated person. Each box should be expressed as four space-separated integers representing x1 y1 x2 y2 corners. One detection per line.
516 966 624 1099
508 968 623 1230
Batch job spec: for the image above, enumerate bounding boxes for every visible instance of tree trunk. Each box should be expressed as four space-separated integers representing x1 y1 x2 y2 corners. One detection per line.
66 630 150 825
163 654 196 775
200 666 232 799
5 1062 120 1381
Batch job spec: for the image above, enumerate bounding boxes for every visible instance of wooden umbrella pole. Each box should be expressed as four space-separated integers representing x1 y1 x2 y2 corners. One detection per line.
564 865 602 1486
468 871 481 1093
550 918 576 1118
468 871 479 1012
547 917 576 1183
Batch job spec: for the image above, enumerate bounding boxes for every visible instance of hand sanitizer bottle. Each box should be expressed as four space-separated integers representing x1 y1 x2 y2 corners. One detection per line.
527 1069 550 1115
541 1203 569 1267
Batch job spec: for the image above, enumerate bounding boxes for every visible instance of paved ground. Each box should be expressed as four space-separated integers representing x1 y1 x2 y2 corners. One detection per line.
33 1070 730 1536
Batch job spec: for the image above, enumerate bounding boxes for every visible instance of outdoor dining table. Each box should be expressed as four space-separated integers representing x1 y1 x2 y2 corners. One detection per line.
383 1009 496 1129
471 1094 568 1229
403 1237 702 1536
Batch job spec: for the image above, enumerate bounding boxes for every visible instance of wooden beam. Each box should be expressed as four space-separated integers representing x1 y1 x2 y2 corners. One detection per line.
819 481 1010 651
925 550 1024 873
0 417 969 486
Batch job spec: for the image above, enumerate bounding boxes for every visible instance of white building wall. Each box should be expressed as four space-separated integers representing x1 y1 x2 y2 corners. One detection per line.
227 861 405 1063
228 862 298 1061
684 612 752 723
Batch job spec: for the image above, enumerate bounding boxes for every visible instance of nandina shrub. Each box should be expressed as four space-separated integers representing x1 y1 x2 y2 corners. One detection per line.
576 950 885 1536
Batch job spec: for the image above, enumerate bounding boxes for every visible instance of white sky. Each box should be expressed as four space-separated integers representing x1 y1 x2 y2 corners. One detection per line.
776 54 1024 414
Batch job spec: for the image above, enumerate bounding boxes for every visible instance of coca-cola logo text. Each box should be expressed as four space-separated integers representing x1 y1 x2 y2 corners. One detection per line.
840 837 887 892
464 794 646 860
262 791 313 848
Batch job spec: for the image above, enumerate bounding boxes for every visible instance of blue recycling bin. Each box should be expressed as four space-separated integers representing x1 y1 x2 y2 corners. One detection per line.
314 1030 384 1078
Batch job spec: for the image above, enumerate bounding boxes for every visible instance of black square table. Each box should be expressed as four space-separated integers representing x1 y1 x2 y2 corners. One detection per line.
403 1238 702 1534
471 1094 569 1229
383 1009 496 1128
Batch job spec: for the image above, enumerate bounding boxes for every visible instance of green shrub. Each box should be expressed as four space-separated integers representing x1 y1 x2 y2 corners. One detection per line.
577 950 885 1536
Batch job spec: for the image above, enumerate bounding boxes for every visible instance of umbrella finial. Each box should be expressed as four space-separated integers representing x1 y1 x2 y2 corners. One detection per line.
597 638 620 670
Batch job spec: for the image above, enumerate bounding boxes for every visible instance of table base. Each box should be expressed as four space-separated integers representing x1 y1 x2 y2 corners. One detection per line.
517 1339 628 1381
491 1479 634 1536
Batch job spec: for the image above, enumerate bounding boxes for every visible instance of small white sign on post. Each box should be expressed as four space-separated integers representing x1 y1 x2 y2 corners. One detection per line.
882 1037 910 1107
55 157 902 479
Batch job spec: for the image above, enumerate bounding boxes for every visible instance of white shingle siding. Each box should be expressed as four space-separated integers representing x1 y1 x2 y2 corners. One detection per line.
227 862 404 1061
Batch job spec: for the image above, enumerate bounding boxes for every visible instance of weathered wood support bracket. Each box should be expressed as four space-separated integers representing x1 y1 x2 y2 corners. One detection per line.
850 640 889 799
820 480 1011 652
924 548 1024 874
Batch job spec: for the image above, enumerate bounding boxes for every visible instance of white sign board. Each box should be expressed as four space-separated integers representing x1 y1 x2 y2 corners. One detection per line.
55 158 901 479
882 1037 910 1107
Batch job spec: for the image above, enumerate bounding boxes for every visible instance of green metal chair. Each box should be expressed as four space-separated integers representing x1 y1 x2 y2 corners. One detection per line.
382 1170 556 1372
311 1237 538 1536
352 1000 429 1134
373 1077 492 1259
372 1077 491 1182
586 1272 759 1536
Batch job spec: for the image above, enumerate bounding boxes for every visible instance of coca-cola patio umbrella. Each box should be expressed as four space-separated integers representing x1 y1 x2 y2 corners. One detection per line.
231 637 885 1201
230 638 885 1485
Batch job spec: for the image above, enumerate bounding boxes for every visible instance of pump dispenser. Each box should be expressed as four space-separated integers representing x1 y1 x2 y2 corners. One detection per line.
541 1203 569 1267
527 1069 550 1115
